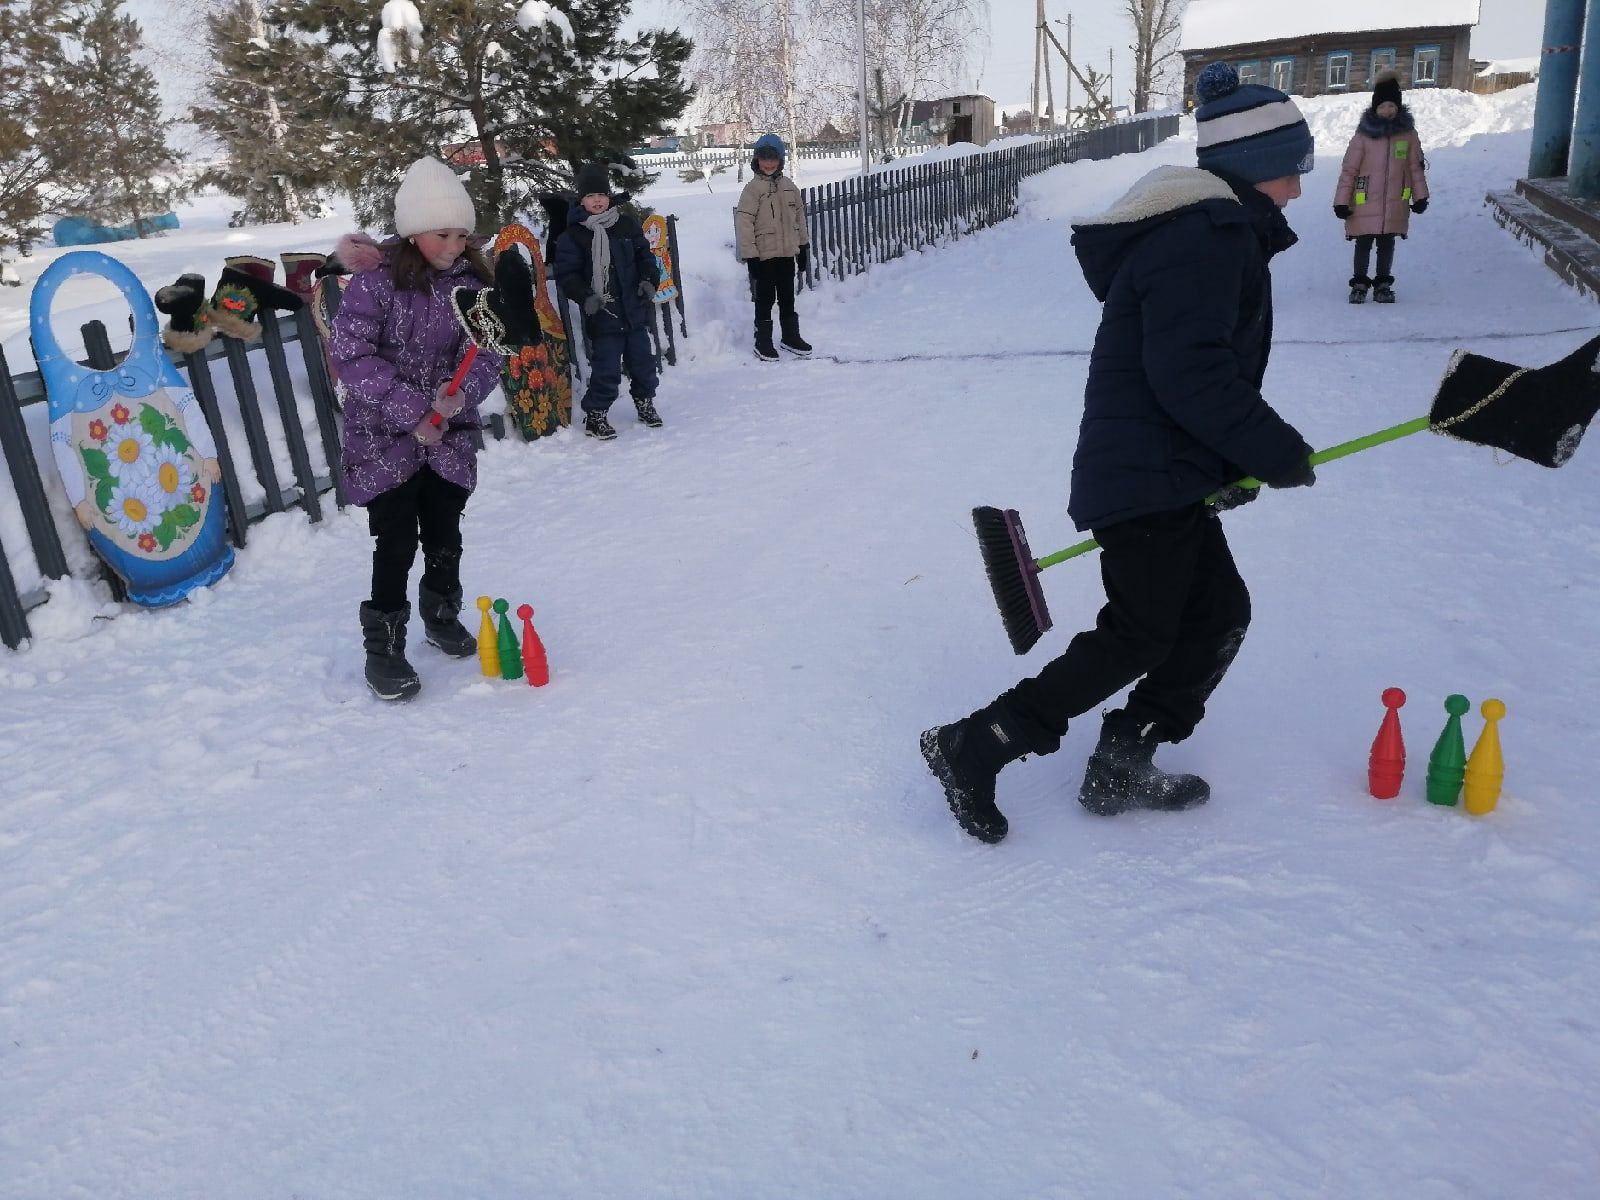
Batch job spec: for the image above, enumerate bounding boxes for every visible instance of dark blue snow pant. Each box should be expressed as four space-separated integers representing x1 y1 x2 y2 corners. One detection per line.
581 326 658 414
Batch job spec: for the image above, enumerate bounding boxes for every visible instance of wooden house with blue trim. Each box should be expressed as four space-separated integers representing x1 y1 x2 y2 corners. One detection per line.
1179 0 1480 105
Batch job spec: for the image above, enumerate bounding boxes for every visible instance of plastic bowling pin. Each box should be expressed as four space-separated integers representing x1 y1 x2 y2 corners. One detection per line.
1463 698 1506 816
1367 687 1406 799
517 603 549 687
476 596 498 677
1426 694 1471 807
493 598 523 682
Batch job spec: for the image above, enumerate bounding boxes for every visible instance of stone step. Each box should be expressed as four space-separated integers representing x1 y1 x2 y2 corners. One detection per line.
1487 187 1600 299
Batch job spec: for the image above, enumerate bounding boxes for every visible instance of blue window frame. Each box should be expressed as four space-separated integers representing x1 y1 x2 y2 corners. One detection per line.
1413 44 1441 85
1370 48 1397 81
1326 51 1352 89
1236 60 1262 85
1270 57 1295 92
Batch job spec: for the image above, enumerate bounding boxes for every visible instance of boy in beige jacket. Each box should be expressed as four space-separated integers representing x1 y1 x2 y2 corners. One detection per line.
734 133 813 360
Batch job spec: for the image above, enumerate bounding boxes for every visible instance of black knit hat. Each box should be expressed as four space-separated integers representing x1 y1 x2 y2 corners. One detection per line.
574 162 610 197
1372 69 1402 110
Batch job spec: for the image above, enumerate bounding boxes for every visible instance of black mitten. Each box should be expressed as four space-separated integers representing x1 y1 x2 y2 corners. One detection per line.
1411 198 1429 214
795 245 810 276
1333 204 1352 220
1211 483 1260 512
1266 458 1317 489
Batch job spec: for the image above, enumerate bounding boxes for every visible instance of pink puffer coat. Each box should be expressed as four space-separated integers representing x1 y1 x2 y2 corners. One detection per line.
1334 109 1429 239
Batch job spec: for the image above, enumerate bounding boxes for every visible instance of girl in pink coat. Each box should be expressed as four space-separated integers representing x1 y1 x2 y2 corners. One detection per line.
1333 70 1429 303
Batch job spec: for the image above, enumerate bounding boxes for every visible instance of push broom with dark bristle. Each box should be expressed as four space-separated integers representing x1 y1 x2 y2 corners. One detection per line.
972 506 1053 655
974 333 1600 656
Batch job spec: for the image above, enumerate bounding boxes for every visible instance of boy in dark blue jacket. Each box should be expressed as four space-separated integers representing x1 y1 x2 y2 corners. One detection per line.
922 64 1318 842
552 162 662 440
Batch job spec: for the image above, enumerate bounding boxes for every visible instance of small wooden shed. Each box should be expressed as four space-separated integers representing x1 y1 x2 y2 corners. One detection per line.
935 95 997 146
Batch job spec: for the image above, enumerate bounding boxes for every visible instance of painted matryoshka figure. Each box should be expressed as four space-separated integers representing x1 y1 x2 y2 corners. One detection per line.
32 251 234 607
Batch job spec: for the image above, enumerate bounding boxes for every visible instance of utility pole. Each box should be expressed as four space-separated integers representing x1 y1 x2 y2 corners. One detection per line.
1043 24 1056 126
1066 13 1073 130
1109 46 1116 118
1032 0 1043 131
856 0 871 173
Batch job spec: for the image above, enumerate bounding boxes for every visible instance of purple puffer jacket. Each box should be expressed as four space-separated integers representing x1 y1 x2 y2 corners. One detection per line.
330 246 502 506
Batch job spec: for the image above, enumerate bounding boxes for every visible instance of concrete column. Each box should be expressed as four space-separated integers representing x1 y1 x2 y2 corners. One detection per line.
1568 0 1600 195
1530 0 1588 178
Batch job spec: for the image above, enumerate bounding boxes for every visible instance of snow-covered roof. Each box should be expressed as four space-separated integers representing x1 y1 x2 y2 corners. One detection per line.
1477 56 1540 77
1181 0 1481 51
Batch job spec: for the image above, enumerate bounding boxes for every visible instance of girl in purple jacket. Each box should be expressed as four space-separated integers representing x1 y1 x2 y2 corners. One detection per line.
329 156 502 701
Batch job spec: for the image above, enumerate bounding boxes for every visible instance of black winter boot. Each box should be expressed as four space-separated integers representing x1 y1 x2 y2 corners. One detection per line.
920 700 1031 843
584 410 618 440
418 580 476 657
1078 714 1209 815
633 394 663 427
779 316 812 357
754 321 779 362
360 602 421 701
1372 275 1396 303
1348 275 1371 304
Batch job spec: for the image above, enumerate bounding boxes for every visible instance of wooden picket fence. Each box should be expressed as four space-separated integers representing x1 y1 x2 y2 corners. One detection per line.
799 115 1179 283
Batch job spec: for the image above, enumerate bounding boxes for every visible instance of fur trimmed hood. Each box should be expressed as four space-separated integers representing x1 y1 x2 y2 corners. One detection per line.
1075 166 1237 227
1357 104 1416 138
335 231 387 275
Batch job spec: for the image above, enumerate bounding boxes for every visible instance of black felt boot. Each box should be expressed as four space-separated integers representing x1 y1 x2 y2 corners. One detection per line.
1078 714 1209 815
1372 275 1396 303
920 700 1031 843
779 315 812 357
754 320 779 362
360 602 421 701
418 581 476 658
1348 275 1371 304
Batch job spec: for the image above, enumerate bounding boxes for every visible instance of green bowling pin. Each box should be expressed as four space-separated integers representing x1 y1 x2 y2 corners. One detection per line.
1426 694 1470 806
494 598 523 681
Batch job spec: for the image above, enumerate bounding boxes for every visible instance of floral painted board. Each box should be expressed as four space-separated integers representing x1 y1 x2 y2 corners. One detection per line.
493 223 572 440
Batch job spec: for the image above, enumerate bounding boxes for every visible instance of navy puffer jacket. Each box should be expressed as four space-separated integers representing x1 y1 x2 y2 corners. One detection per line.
1067 165 1312 531
551 199 661 334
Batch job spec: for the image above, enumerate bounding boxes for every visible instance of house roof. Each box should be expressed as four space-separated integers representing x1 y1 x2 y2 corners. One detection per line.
1181 0 1481 51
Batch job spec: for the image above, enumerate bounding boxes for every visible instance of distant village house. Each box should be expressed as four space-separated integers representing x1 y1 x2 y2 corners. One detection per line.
1179 0 1481 103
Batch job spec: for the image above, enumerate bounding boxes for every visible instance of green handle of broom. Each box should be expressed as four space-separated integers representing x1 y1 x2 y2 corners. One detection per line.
1033 415 1433 570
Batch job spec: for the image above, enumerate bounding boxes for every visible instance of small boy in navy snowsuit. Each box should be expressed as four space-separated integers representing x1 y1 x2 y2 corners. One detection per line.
552 162 662 440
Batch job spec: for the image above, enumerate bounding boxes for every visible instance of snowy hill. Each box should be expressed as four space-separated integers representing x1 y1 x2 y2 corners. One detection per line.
6 85 1600 1197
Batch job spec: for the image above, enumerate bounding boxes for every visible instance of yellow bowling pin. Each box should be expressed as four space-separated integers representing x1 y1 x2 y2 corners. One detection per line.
1463 698 1506 816
476 595 499 677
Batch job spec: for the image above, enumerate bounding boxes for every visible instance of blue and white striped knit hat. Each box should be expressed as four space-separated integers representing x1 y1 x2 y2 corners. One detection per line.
1193 62 1315 184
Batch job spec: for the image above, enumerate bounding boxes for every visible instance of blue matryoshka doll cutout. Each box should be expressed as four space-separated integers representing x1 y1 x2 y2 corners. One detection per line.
641 213 679 303
31 251 235 607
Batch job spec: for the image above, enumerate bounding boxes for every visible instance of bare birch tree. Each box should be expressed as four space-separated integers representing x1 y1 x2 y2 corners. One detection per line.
1124 0 1185 114
679 0 813 166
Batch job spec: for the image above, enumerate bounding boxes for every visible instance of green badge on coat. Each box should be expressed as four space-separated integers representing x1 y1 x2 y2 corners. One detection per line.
1394 141 1409 159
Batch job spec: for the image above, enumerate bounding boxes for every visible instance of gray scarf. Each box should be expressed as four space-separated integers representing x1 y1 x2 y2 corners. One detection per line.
582 206 622 305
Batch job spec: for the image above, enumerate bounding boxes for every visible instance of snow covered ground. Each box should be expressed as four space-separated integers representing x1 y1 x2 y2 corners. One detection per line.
5 86 1600 1197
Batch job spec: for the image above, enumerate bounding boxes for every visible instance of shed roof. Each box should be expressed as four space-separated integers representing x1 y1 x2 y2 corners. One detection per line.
1181 0 1480 51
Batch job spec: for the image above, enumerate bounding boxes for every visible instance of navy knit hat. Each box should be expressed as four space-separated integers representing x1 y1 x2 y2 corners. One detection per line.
574 162 610 197
753 133 786 162
1193 62 1315 184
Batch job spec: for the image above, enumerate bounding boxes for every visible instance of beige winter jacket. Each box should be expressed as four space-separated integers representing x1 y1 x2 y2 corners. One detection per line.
735 172 810 261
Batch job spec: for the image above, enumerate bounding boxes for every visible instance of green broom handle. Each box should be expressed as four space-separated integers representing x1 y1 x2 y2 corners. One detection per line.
1034 415 1433 570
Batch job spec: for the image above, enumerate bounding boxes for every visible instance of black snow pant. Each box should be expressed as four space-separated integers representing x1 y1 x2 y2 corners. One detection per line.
1353 234 1397 281
999 503 1252 753
581 325 657 414
365 465 470 612
751 256 798 337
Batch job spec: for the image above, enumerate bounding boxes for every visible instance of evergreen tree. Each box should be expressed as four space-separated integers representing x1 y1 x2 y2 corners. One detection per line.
263 0 693 229
189 0 333 226
0 0 78 260
51 0 187 235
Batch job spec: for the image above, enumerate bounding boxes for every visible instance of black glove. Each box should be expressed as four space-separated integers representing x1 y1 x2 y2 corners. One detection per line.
637 280 656 304
582 293 604 316
1411 198 1428 215
1333 204 1353 220
1266 458 1317 489
1211 483 1261 512
745 257 760 281
795 245 810 276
